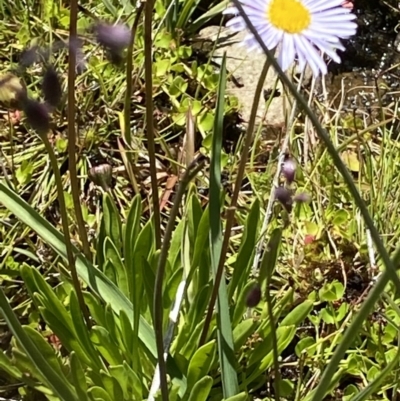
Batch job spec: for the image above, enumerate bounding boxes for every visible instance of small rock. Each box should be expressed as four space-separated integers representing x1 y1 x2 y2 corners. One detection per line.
198 26 312 127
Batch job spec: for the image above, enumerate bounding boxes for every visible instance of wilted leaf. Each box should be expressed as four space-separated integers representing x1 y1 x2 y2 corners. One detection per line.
0 73 26 106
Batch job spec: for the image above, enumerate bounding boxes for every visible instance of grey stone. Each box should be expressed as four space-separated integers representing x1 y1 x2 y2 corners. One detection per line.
198 26 310 127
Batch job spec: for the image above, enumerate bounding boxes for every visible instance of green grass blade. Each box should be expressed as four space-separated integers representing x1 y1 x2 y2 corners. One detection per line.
190 0 229 33
0 181 157 359
0 288 79 401
209 53 239 398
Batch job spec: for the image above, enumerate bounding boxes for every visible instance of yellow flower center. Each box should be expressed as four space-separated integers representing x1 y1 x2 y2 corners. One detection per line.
268 0 311 33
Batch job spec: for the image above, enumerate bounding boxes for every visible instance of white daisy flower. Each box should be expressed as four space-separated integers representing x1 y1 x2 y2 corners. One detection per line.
223 0 357 77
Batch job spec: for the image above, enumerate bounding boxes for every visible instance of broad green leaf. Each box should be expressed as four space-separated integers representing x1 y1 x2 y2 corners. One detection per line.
180 319 208 359
22 326 65 378
23 266 96 369
168 217 185 271
319 281 344 302
187 376 213 401
228 199 260 298
91 326 123 366
21 265 75 335
109 363 142 400
0 350 23 379
0 182 157 359
233 319 258 351
104 237 129 296
280 300 313 326
103 192 122 252
223 392 249 401
258 228 282 289
187 284 211 333
187 340 216 393
163 267 183 309
233 280 259 327
84 292 106 328
104 305 124 355
208 53 238 398
89 386 113 401
118 309 133 363
246 325 296 384
124 194 142 300
0 287 78 401
295 337 316 357
69 291 104 371
96 218 106 269
39 306 93 369
100 371 124 401
70 352 89 401
190 205 210 282
16 160 34 185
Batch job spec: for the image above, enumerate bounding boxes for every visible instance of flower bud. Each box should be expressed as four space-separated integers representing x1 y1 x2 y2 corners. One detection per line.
282 157 296 184
274 186 293 212
88 164 113 191
293 192 311 203
42 66 62 108
94 22 131 53
246 284 262 307
22 99 50 135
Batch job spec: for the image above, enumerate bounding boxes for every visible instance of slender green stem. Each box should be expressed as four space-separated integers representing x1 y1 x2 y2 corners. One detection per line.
124 2 144 195
68 0 91 260
199 59 270 346
41 134 91 328
144 0 161 249
230 0 400 293
153 157 206 401
265 271 280 401
7 112 17 188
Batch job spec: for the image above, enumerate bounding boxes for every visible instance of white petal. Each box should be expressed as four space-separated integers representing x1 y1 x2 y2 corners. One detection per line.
278 34 296 71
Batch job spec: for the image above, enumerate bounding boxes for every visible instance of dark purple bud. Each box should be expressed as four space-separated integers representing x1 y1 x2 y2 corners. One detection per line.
94 22 131 52
293 192 311 203
88 164 113 191
246 284 262 307
22 99 50 135
282 157 297 184
42 66 62 108
274 186 292 204
274 186 293 213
